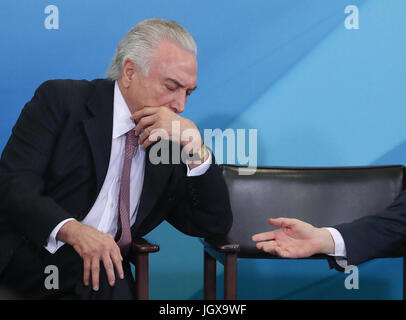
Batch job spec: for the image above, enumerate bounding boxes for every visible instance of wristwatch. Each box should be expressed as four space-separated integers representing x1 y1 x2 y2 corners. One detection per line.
198 144 208 162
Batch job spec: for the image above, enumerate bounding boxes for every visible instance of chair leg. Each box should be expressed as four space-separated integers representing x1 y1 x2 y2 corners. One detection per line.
135 253 149 300
204 251 217 299
224 253 237 300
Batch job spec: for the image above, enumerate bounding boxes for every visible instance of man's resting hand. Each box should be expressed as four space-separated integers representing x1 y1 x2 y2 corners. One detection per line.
56 220 124 291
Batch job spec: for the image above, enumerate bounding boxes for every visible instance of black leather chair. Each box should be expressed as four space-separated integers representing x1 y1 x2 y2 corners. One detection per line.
201 164 406 299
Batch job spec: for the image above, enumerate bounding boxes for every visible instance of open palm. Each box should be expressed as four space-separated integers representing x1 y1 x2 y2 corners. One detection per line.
251 217 331 258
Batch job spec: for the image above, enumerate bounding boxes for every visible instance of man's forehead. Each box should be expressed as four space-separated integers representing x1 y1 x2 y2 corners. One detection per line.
153 41 197 69
150 42 198 87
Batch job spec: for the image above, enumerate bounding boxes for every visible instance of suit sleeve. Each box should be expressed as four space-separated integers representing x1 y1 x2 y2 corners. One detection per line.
0 81 74 247
332 189 406 267
165 161 233 238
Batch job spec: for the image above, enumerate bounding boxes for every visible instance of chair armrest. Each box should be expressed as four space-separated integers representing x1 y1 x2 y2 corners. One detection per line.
201 236 240 254
131 237 160 254
127 237 159 300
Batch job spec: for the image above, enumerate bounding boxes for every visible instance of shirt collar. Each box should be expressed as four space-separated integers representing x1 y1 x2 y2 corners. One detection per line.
112 81 136 139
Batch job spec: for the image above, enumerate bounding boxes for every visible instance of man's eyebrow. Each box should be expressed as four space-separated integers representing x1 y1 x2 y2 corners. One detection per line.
165 78 197 91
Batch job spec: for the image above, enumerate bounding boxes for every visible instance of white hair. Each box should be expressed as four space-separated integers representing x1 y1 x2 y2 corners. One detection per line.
106 18 197 80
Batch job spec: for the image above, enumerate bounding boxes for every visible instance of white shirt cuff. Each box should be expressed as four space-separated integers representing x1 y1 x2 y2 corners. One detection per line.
186 149 212 176
324 227 349 269
324 227 347 257
44 218 76 254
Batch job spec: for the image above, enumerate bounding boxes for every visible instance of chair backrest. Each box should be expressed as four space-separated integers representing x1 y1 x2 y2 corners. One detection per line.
221 164 404 257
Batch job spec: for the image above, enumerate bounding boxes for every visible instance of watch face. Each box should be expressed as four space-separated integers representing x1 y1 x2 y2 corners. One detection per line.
201 145 208 159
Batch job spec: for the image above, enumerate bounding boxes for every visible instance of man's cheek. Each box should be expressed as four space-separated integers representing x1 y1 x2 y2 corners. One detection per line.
156 91 174 105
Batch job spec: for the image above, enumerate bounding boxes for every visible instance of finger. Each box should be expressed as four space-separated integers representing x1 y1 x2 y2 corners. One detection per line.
91 257 100 291
102 253 116 287
269 217 295 228
141 138 153 150
141 132 161 149
134 114 158 136
111 251 124 280
251 231 275 242
255 241 278 254
130 107 159 121
140 125 163 148
256 240 296 258
83 258 91 286
148 129 163 144
138 126 153 146
274 246 292 258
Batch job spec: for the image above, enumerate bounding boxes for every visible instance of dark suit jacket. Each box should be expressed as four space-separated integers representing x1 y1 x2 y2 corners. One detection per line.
0 79 232 274
328 190 406 271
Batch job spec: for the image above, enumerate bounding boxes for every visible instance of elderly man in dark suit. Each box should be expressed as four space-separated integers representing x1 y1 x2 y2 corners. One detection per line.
0 18 232 299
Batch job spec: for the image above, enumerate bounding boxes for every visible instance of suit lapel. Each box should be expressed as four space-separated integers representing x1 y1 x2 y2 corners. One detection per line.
82 79 115 194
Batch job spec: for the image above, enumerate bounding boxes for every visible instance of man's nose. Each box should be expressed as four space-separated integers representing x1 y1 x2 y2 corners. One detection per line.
169 91 187 113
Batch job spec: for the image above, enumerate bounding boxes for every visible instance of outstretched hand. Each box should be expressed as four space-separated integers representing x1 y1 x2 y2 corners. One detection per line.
251 217 335 258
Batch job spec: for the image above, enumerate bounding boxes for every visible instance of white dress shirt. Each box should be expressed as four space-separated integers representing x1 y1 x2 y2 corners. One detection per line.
324 227 348 268
45 81 211 253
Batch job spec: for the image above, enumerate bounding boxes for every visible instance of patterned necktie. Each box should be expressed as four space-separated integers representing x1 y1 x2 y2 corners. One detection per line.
116 129 138 255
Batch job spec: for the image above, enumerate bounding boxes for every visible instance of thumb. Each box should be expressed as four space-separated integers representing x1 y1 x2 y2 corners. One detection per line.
269 217 295 228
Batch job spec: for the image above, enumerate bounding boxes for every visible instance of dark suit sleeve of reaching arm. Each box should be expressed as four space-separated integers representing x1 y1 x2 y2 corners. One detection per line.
333 189 406 267
0 81 74 247
165 163 233 237
326 256 347 272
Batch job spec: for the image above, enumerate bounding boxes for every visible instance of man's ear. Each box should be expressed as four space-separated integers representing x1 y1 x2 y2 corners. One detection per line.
122 59 137 88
